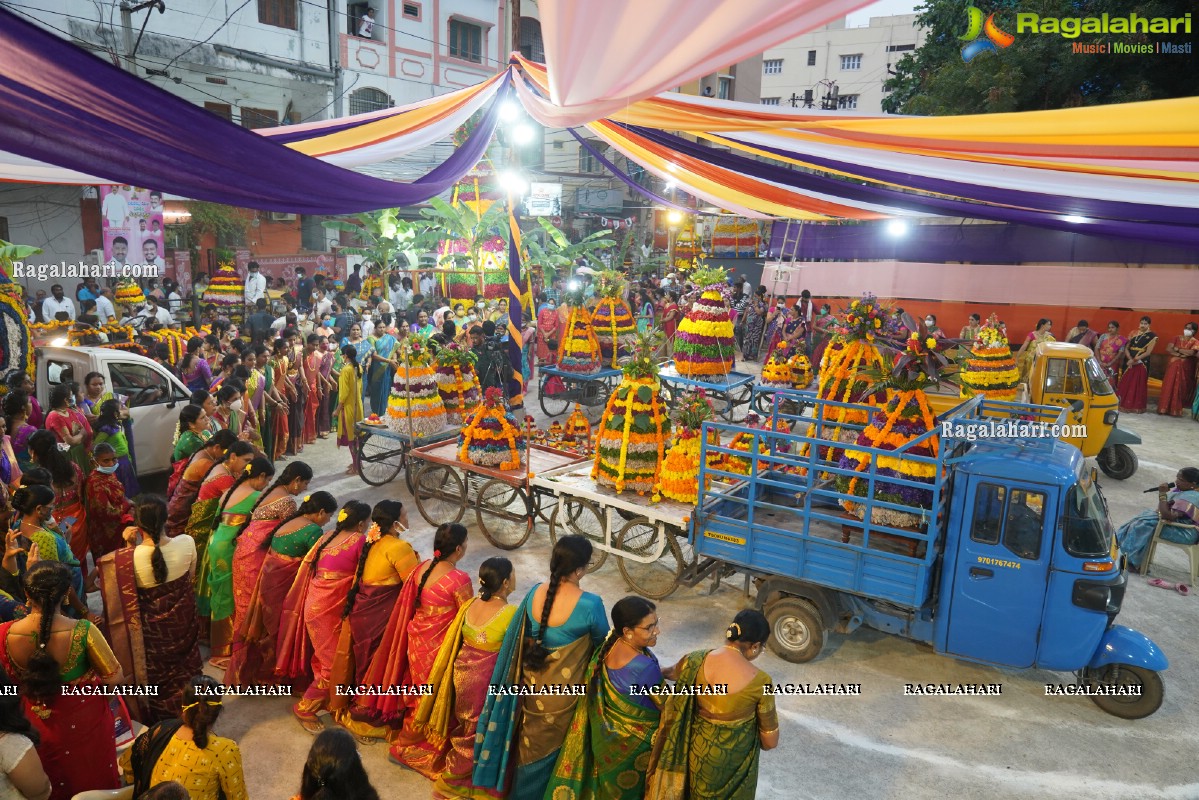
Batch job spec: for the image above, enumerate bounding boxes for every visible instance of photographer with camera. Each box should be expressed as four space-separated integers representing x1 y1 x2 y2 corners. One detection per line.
471 322 512 395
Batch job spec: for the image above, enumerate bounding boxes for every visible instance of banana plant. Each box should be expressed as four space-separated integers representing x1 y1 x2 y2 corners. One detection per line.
523 217 616 280
0 239 42 281
322 208 421 285
414 196 509 270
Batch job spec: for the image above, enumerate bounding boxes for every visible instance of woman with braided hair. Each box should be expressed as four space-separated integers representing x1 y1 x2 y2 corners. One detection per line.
226 491 336 688
546 596 667 799
277 500 371 732
645 609 779 800
27 431 88 567
473 535 609 800
0 561 123 799
165 423 231 538
416 557 516 800
329 501 420 736
201 456 274 669
342 522 470 746
97 494 201 724
231 461 312 629
9 486 87 613
120 674 248 800
187 440 254 618
292 728 380 800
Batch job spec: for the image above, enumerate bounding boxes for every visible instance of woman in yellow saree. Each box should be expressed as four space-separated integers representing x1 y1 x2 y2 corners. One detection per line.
645 610 779 800
472 536 609 800
545 596 666 800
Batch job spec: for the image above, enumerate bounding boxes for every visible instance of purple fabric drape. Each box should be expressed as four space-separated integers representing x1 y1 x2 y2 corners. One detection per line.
620 124 1199 246
0 8 505 214
569 129 717 216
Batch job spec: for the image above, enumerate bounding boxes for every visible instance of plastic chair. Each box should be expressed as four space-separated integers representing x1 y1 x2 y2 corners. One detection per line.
71 788 133 800
1144 517 1199 584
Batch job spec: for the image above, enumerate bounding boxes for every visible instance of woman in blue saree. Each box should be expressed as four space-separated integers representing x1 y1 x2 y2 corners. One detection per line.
472 536 608 800
1118 467 1199 572
366 319 399 416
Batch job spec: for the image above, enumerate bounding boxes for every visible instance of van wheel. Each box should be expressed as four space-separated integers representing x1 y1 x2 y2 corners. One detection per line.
1098 444 1138 480
1083 664 1163 719
765 598 824 663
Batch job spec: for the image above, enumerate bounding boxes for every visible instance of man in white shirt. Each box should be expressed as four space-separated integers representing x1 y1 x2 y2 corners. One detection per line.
140 295 174 326
141 240 166 271
94 288 117 324
314 288 334 318
102 187 130 228
419 271 435 299
357 7 375 37
42 284 76 321
244 261 268 308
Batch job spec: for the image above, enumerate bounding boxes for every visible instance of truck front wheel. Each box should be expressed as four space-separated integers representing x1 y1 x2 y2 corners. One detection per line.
1083 664 1163 719
1097 444 1138 481
765 598 824 663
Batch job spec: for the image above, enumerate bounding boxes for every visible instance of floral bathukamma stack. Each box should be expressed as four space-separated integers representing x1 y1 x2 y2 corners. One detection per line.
434 342 481 424
673 267 736 378
458 388 526 469
759 342 796 388
593 331 671 494
202 262 245 318
654 390 719 504
959 315 1020 402
837 329 957 528
719 414 790 477
590 270 637 368
387 336 447 437
114 278 145 307
788 352 813 389
563 405 593 451
557 287 602 374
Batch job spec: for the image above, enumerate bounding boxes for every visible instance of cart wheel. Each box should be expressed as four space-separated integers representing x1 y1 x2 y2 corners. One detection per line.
476 479 532 550
1083 664 1164 719
413 463 466 526
548 498 608 572
725 385 753 422
532 490 555 525
764 597 825 663
614 518 685 600
539 379 571 417
358 431 403 487
752 390 775 417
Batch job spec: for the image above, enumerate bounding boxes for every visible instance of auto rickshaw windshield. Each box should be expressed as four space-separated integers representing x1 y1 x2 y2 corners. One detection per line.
1062 477 1115 558
1085 357 1115 395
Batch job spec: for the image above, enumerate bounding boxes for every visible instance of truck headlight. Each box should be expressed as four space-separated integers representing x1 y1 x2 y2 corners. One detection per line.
1103 410 1118 426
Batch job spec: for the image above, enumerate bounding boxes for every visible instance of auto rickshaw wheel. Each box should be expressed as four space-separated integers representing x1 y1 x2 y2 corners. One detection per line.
765 597 824 663
1083 664 1164 719
1097 443 1138 481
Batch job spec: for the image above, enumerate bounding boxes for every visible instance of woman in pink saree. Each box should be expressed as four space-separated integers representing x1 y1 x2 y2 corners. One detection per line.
340 523 472 759
276 500 371 733
1095 321 1128 384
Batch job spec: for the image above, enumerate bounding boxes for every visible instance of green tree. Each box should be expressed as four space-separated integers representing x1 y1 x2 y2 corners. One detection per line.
882 0 1193 115
523 217 615 282
322 208 421 287
415 197 509 270
0 239 42 279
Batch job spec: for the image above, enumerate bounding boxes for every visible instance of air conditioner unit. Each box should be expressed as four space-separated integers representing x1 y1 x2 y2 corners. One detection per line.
269 212 297 222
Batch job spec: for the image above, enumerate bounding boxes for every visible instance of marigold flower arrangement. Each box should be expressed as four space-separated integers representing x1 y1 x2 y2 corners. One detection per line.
673 266 737 378
434 342 481 424
590 270 637 368
959 314 1019 402
564 404 593 448
593 330 671 494
836 326 962 528
760 341 797 388
788 351 813 388
387 335 447 437
457 387 526 470
557 285 602 374
114 278 145 307
654 389 719 504
719 414 791 477
202 262 244 315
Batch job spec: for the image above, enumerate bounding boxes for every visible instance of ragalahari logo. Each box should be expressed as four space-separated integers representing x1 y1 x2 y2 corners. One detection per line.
960 4 1015 62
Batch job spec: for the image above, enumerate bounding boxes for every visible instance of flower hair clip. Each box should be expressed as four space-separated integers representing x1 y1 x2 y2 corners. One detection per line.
365 523 382 544
433 549 442 558
337 509 348 523
303 494 311 503
243 463 253 475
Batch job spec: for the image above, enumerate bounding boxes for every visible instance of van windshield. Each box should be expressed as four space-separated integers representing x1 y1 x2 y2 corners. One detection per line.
1062 479 1114 558
1085 357 1114 396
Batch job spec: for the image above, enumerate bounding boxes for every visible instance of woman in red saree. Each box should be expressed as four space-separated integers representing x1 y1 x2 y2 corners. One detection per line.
231 462 312 628
43 384 92 479
303 335 322 445
28 431 89 565
1158 322 1198 416
0 561 124 800
1117 316 1158 413
97 495 202 724
166 430 236 539
536 296 560 364
268 339 292 462
226 492 335 688
276 500 371 732
343 525 472 765
84 442 133 561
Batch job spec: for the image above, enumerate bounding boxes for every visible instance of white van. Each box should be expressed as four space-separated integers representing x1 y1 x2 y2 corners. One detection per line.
35 346 192 476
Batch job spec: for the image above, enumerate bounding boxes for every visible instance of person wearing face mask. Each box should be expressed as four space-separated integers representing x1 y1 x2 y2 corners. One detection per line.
1158 321 1198 416
923 314 945 339
84 442 133 562
213 385 250 442
91 399 139 497
536 293 560 366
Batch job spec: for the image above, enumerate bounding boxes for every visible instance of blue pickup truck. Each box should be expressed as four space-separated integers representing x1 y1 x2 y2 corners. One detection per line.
694 390 1166 719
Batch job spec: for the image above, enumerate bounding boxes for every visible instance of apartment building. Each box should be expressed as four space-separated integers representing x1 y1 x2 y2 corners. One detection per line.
758 14 925 113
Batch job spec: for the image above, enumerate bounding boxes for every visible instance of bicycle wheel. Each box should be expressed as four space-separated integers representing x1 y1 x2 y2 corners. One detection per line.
476 479 532 550
615 518 686 600
539 376 571 417
413 463 466 526
724 385 753 422
548 497 608 572
358 431 403 487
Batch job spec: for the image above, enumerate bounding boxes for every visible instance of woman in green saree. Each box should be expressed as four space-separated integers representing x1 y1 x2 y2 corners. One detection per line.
645 609 779 800
472 536 609 800
187 440 254 617
545 596 668 800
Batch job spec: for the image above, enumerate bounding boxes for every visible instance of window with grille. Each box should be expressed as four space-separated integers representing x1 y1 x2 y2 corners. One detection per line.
519 17 545 63
258 0 297 30
348 87 393 116
886 43 916 52
803 89 814 105
403 2 420 18
240 107 279 130
579 145 602 174
837 94 859 110
807 50 817 65
763 59 783 75
449 19 483 63
761 97 780 106
840 54 862 70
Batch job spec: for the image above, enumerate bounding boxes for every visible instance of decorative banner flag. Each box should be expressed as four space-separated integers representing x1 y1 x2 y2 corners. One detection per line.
506 197 527 407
